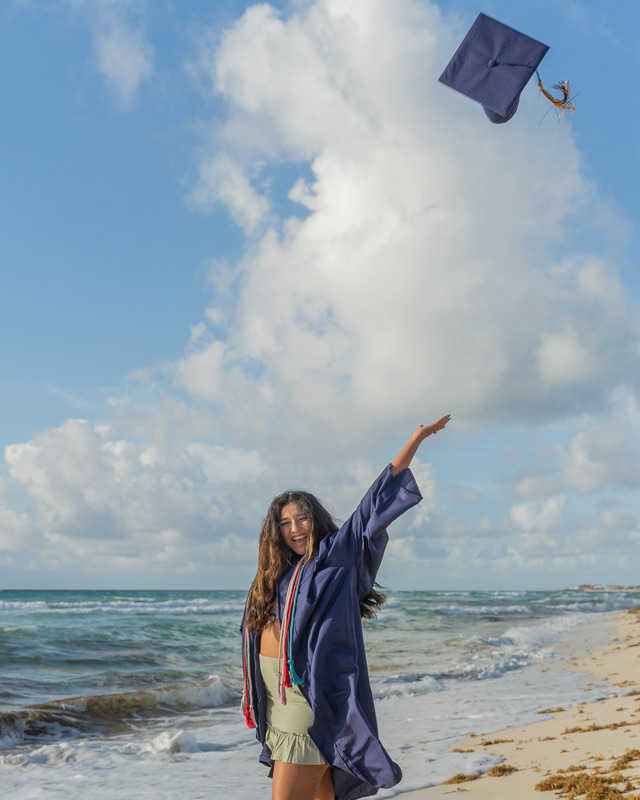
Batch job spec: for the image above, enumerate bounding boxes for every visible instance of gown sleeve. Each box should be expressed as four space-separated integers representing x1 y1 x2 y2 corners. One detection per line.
317 465 422 595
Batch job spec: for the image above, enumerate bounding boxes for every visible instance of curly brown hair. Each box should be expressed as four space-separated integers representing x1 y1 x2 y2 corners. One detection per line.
244 490 385 632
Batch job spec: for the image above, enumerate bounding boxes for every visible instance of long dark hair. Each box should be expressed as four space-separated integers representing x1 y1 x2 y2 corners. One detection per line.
244 490 385 632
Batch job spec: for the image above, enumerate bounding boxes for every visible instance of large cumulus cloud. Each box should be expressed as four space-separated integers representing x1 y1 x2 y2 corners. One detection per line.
177 0 637 455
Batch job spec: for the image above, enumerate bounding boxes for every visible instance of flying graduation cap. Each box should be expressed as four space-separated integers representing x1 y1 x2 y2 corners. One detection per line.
438 13 573 123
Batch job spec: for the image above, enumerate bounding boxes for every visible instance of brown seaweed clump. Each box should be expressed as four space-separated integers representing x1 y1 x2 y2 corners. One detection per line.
562 719 640 734
534 748 640 800
538 707 566 714
444 773 481 784
487 764 516 777
535 771 624 799
613 749 640 771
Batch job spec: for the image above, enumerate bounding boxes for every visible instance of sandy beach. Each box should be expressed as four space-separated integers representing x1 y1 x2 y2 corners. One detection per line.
399 607 640 800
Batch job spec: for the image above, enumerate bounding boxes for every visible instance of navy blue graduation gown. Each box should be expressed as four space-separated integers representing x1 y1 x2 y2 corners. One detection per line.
245 465 422 800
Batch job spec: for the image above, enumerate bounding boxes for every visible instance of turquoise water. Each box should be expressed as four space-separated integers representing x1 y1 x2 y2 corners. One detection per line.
1 590 245 707
2 588 638 730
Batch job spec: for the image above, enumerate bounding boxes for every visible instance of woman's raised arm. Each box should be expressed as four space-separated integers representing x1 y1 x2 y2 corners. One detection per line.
390 415 451 477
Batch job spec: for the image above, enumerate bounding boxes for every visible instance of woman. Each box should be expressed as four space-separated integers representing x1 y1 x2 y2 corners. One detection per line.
242 416 450 800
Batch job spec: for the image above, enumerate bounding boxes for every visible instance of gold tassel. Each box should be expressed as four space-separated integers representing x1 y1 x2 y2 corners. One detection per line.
538 78 575 120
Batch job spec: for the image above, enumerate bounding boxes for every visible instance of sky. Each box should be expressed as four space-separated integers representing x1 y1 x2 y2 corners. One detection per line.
1 0 639 591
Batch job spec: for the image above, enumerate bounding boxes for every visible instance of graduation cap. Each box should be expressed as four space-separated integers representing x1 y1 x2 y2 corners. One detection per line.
438 13 549 123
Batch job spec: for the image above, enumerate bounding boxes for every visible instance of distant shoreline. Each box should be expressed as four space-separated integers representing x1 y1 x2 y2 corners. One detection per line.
566 584 640 592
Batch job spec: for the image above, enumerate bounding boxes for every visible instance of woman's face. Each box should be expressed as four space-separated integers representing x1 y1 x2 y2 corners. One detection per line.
279 501 312 556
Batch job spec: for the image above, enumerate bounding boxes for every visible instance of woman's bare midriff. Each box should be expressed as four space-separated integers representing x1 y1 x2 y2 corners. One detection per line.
260 618 281 657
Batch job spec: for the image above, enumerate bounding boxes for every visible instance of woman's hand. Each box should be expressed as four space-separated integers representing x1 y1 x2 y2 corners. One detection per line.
410 415 451 442
391 415 451 476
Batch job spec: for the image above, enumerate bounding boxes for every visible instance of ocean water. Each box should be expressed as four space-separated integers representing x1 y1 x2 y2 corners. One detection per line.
1 588 639 798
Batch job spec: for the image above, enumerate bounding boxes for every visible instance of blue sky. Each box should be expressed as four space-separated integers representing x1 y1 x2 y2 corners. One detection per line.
1 0 639 591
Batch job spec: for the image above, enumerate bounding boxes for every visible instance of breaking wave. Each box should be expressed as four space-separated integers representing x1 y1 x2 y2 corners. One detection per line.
0 676 232 750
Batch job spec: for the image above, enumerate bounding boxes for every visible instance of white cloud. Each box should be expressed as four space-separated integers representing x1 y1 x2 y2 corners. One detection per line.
559 389 640 492
506 444 563 499
186 443 267 484
191 154 271 232
177 0 638 455
93 14 153 106
596 503 637 533
31 0 155 106
560 431 612 493
0 403 400 567
513 475 562 499
4 420 232 573
0 478 39 553
536 324 596 387
510 495 567 533
1 415 446 584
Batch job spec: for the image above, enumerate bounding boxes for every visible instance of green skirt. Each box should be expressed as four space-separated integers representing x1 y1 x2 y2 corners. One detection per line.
259 654 325 765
